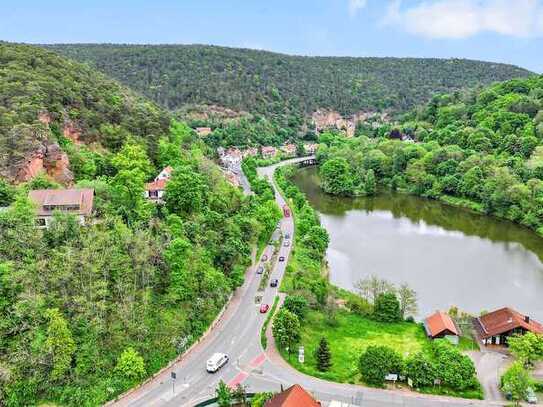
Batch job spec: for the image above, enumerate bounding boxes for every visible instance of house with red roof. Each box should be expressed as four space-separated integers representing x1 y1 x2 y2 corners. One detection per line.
474 307 543 346
145 166 173 202
264 384 320 407
424 311 460 344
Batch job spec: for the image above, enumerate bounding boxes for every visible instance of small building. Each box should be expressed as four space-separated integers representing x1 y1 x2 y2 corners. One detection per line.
28 188 94 228
304 143 319 155
265 384 320 407
262 146 277 159
424 311 460 344
474 307 543 346
280 144 296 157
242 147 258 158
145 166 173 202
195 127 212 136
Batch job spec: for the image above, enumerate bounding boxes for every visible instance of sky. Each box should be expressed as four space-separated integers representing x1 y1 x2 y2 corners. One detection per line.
1 0 543 72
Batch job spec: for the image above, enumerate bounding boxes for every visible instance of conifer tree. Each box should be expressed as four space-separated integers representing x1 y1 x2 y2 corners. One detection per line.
315 337 332 372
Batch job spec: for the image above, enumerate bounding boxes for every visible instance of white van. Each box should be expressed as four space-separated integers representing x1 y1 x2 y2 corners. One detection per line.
206 352 229 373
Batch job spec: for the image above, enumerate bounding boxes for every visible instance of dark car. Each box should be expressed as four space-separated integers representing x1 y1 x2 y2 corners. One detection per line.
270 279 279 287
279 256 285 262
257 266 264 274
284 233 290 239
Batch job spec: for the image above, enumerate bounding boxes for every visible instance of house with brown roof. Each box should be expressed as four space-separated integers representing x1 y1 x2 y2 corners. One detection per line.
424 311 460 344
280 144 297 157
195 127 212 136
474 307 543 346
261 146 277 159
265 384 320 407
28 188 94 228
145 166 173 202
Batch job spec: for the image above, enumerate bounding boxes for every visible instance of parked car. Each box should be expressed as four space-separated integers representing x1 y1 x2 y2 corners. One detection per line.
283 241 290 247
270 279 279 287
257 266 264 274
279 256 285 262
260 304 270 313
206 353 229 373
526 387 538 404
262 254 268 261
284 233 290 239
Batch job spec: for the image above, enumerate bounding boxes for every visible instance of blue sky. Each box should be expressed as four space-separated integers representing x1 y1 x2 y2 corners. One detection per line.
1 0 543 72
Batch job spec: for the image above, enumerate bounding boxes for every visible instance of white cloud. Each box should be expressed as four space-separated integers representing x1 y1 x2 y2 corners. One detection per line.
383 0 543 39
348 0 368 18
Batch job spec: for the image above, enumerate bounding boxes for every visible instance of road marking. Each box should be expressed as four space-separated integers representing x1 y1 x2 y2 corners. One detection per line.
249 352 266 369
227 371 249 388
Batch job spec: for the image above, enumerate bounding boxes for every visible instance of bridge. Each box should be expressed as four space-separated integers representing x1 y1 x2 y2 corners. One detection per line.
298 157 317 167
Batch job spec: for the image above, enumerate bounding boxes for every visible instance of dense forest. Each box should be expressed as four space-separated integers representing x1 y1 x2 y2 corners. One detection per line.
317 75 543 234
46 44 532 139
0 43 281 406
0 42 171 182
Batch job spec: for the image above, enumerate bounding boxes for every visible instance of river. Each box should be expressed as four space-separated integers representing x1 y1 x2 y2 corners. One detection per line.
292 167 543 321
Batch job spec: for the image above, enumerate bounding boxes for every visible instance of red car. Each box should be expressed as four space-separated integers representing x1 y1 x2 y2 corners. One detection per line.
259 304 270 313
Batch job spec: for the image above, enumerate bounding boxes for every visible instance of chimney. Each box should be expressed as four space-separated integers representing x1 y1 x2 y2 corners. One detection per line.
525 315 530 323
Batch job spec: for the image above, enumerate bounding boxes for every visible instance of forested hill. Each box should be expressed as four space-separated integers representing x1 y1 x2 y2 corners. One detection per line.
0 42 170 183
47 44 533 132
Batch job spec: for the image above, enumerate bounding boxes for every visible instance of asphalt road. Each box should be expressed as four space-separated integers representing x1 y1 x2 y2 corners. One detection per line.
111 157 507 407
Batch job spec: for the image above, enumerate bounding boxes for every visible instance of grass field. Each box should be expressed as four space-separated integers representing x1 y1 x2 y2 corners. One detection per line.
281 309 429 383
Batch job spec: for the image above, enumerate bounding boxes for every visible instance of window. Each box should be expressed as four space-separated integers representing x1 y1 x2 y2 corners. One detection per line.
149 190 159 198
36 218 46 227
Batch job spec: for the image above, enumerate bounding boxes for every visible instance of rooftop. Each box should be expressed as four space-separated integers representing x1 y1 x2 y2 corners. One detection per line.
475 307 543 339
265 384 320 407
28 188 94 217
424 311 459 337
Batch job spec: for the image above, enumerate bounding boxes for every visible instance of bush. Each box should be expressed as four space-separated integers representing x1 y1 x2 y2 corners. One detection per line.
373 292 401 322
346 296 373 317
432 340 477 390
405 352 437 388
283 295 309 321
359 345 403 387
115 347 146 381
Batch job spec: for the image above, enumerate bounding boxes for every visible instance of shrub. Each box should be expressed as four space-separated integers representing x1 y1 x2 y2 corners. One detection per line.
373 292 401 322
432 340 477 390
115 347 146 381
283 295 309 321
359 345 403 387
405 352 437 388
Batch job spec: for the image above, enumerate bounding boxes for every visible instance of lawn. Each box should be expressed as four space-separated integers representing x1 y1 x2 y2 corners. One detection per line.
281 309 429 383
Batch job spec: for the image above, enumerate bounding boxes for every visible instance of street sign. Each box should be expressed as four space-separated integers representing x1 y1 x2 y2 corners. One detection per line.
298 346 305 364
171 372 177 380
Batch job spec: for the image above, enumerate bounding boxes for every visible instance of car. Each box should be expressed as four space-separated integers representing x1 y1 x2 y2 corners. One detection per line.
261 254 268 261
270 279 279 287
206 352 229 373
283 241 290 247
284 233 290 239
260 303 270 313
257 266 264 274
279 256 285 262
526 387 538 404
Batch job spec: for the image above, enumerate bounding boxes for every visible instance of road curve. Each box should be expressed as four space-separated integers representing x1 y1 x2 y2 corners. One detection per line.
111 156 501 406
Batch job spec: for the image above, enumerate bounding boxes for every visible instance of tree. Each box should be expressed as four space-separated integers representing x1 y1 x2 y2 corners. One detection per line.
216 380 232 407
355 275 395 304
359 345 403 386
373 292 401 322
44 308 76 381
501 361 532 406
508 332 543 367
364 169 377 195
432 340 477 390
272 308 301 353
319 158 353 196
232 384 248 406
397 283 418 319
251 392 274 407
165 165 207 216
405 352 436 388
115 347 146 381
283 295 308 321
314 337 332 371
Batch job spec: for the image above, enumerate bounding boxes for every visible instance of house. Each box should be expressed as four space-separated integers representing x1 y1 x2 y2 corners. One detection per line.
195 127 212 136
145 166 173 202
265 384 320 407
28 188 94 228
474 307 543 346
424 311 460 344
304 143 319 155
242 147 258 158
280 144 296 157
262 146 277 159
220 148 243 168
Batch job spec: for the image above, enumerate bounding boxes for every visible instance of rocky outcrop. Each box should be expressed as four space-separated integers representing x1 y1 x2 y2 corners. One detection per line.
312 109 389 137
13 142 73 185
63 120 81 143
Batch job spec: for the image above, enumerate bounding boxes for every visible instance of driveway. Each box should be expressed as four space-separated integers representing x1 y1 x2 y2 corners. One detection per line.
467 350 510 402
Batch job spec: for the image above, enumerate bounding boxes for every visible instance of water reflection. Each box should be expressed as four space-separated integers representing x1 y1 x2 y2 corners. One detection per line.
292 167 543 320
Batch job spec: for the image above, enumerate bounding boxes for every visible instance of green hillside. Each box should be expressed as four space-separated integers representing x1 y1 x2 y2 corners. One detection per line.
317 75 543 233
0 43 281 406
47 44 533 137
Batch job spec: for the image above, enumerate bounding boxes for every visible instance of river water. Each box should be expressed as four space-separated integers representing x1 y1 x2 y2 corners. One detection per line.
292 167 543 320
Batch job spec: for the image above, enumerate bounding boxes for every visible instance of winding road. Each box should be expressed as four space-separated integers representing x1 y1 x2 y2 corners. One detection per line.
110 157 506 407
